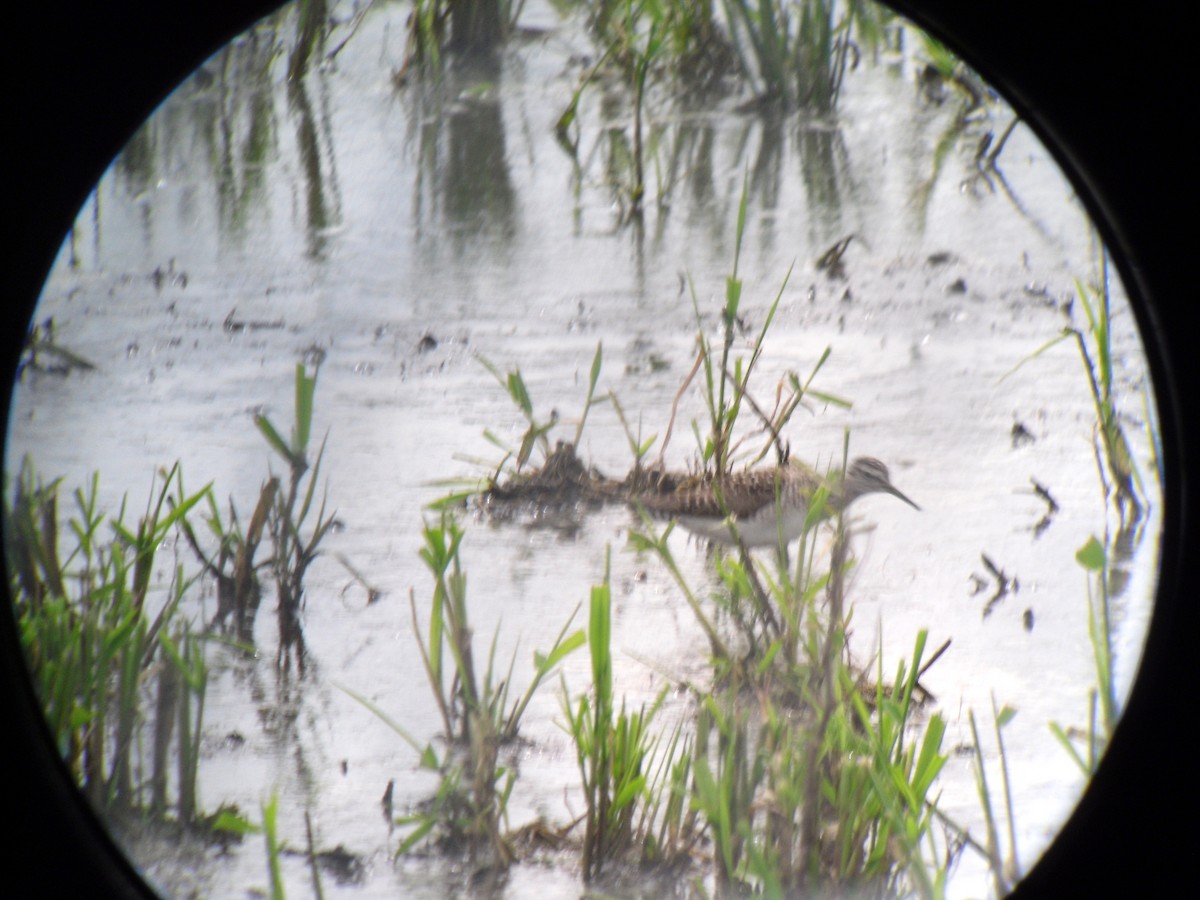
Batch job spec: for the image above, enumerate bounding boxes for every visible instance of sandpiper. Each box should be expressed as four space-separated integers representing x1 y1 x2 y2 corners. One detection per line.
633 456 919 547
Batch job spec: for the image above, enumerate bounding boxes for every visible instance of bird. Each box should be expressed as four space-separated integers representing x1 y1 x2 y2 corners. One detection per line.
631 456 919 548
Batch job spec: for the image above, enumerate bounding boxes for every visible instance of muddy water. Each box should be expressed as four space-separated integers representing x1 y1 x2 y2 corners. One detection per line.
7 2 1160 897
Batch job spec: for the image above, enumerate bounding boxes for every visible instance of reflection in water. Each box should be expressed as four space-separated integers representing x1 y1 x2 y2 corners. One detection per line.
115 121 159 201
289 75 341 260
444 95 516 240
671 121 717 210
102 24 284 250
93 4 1052 283
286 0 328 83
748 111 785 214
910 112 968 233
797 122 846 227
1109 511 1147 606
217 81 276 240
408 65 517 251
101 10 345 260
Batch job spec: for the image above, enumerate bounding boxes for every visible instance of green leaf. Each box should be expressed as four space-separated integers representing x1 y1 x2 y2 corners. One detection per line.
588 341 604 394
613 774 647 810
755 639 782 675
912 714 948 799
1049 721 1090 775
1075 536 1106 571
425 488 478 511
397 817 437 855
804 388 853 409
733 172 748 272
998 330 1073 383
625 529 657 553
294 363 317 454
507 370 534 417
419 744 440 769
157 482 213 536
211 809 261 836
555 97 578 134
334 681 428 758
724 275 742 323
589 582 613 711
995 705 1018 728
535 629 587 673
256 415 293 464
517 431 536 470
262 792 284 900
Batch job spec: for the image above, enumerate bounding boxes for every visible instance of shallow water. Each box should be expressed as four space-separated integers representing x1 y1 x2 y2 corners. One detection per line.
6 2 1161 897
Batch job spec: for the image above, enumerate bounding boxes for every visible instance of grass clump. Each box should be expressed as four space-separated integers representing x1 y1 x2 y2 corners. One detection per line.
342 511 585 874
560 547 697 880
1005 255 1146 524
255 362 338 674
6 457 213 823
6 360 352 850
1048 535 1118 777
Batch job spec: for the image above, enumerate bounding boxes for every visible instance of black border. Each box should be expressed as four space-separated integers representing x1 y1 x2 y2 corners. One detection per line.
6 6 282 895
4 2 1195 896
887 3 1196 897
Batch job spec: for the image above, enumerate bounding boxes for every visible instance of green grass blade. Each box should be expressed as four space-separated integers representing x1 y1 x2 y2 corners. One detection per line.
262 792 285 900
334 681 432 760
295 363 316 454
997 330 1072 383
256 414 294 464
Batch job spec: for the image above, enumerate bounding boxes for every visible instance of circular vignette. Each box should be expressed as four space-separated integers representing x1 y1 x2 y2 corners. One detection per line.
3 2 1194 897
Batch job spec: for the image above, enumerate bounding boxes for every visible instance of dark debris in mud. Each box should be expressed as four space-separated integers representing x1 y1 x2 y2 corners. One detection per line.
1011 420 1037 448
109 802 251 859
478 441 627 530
975 552 1019 619
815 234 856 280
925 250 957 267
223 307 285 334
280 842 367 886
17 316 96 378
390 810 712 899
477 440 722 534
150 259 189 292
1029 477 1059 537
482 441 614 507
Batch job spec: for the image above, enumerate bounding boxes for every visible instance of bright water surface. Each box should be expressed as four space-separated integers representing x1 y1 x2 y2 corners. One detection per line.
7 2 1161 896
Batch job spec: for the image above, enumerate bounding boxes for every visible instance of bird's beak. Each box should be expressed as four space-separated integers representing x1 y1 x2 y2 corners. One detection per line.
887 484 921 511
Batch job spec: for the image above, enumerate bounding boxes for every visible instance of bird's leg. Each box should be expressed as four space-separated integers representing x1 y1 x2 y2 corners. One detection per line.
775 540 790 574
735 542 781 638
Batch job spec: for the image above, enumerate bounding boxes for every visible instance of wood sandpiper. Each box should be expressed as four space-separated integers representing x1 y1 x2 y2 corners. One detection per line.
633 456 919 547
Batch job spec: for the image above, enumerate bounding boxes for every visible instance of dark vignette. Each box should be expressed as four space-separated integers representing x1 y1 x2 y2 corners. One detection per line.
3 1 1193 896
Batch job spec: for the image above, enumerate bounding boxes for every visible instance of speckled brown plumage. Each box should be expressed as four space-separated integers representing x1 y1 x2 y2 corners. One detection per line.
632 456 918 547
